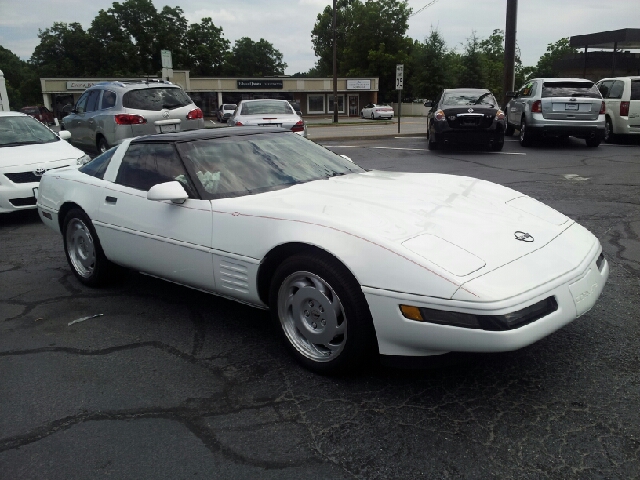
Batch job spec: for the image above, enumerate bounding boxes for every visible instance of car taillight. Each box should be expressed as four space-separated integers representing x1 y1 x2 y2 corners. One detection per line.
599 101 606 115
234 121 244 126
187 108 203 120
434 109 445 121
620 101 630 116
291 120 305 133
114 114 147 125
531 100 542 113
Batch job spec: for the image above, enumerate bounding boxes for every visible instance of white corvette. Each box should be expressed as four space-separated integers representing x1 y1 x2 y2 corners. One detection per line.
37 127 608 374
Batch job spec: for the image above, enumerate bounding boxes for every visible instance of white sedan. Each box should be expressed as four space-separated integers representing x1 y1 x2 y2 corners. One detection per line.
37 127 608 374
0 111 89 214
361 103 394 120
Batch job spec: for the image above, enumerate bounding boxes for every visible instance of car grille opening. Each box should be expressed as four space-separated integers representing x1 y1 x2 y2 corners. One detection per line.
9 197 37 207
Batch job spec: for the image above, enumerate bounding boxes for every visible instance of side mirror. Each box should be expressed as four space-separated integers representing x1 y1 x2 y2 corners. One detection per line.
506 91 517 98
423 101 433 108
147 181 188 204
339 154 354 163
58 130 71 140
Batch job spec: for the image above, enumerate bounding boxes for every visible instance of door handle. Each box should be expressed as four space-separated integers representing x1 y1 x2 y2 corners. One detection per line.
105 196 117 204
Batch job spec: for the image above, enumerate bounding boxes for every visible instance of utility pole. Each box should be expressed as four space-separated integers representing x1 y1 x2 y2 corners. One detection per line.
502 0 518 107
332 0 338 123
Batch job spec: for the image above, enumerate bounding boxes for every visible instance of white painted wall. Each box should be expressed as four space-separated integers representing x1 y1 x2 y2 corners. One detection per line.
0 69 10 111
391 102 430 116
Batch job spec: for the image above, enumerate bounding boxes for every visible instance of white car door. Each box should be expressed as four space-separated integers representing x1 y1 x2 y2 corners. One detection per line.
94 141 215 291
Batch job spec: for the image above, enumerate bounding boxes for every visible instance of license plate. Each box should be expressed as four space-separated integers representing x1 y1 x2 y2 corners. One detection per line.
33 187 39 199
159 124 178 133
259 123 281 128
565 103 579 110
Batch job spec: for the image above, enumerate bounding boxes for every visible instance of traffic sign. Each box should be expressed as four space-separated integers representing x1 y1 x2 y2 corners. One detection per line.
396 64 404 90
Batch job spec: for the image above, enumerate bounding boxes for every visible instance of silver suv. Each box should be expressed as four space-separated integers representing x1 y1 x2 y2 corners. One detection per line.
61 80 204 153
505 78 605 147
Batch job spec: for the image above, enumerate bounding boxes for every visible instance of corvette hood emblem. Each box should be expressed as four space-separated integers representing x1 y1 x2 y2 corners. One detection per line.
514 231 534 242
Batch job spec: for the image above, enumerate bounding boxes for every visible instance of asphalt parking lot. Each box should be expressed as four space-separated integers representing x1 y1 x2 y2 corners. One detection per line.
1 134 639 479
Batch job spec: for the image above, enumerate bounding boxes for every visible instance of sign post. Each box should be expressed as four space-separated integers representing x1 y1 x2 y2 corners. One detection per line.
396 64 404 133
161 50 173 81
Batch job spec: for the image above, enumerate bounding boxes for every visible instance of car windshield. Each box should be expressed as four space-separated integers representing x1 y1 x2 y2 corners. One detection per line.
0 116 59 147
541 82 601 98
240 101 294 116
177 132 363 199
123 87 192 111
442 92 496 106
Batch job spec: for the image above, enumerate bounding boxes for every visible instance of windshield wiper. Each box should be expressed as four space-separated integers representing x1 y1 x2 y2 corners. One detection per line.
473 93 491 104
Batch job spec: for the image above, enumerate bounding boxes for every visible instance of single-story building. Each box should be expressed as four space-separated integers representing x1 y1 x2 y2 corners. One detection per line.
39 71 380 119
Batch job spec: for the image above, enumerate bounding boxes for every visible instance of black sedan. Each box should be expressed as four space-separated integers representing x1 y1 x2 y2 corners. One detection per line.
426 89 506 151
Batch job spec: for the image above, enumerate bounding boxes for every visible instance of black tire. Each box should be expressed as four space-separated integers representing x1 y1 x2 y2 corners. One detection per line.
586 137 601 148
427 129 439 150
97 136 109 154
604 117 615 143
519 117 533 147
63 209 117 287
371 113 375 120
269 253 378 375
505 123 515 136
491 131 505 151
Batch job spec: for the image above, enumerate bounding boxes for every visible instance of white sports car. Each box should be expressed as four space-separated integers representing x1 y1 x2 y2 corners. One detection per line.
37 127 608 374
0 111 89 214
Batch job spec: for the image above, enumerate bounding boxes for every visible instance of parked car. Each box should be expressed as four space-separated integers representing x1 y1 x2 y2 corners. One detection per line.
426 89 506 151
0 111 89 214
595 76 640 143
361 104 394 120
216 103 237 123
20 106 55 125
60 79 204 153
37 127 607 374
227 99 306 137
505 78 605 147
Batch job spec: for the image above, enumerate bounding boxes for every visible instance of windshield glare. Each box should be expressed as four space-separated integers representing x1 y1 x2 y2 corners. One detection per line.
442 92 496 106
123 87 192 111
0 116 59 147
177 132 363 199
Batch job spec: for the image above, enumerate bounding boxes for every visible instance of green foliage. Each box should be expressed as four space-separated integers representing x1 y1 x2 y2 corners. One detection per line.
224 37 287 77
530 37 577 78
409 30 451 101
0 46 41 109
185 18 229 76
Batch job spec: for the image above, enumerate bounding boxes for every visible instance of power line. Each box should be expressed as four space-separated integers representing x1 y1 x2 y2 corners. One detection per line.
410 0 440 17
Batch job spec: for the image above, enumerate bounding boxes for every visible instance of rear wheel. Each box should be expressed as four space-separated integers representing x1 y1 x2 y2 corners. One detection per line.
269 254 378 375
519 117 533 147
371 113 375 120
604 117 615 143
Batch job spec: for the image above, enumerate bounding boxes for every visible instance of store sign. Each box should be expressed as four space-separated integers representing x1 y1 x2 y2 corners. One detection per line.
66 81 99 90
237 80 283 89
347 79 371 90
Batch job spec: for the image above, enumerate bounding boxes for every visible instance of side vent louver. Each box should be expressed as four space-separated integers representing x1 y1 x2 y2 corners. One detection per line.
219 261 249 293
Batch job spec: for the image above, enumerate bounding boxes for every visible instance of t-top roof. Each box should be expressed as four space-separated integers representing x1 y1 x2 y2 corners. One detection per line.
570 29 640 49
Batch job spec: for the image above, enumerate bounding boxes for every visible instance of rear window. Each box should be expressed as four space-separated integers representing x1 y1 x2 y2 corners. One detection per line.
240 101 294 115
123 87 192 111
223 104 236 110
631 80 640 101
542 82 601 99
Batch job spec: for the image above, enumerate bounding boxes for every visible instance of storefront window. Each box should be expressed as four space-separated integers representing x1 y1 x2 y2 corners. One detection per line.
328 95 345 114
308 95 325 114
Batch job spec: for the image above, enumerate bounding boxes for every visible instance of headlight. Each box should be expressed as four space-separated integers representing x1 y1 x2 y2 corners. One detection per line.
434 109 446 121
495 109 505 121
76 154 91 165
400 296 558 331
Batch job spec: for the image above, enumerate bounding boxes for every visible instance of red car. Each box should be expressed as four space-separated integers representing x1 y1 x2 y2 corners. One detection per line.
20 106 55 125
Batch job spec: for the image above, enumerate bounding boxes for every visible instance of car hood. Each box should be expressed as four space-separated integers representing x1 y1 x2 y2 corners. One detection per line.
228 170 572 278
0 139 84 169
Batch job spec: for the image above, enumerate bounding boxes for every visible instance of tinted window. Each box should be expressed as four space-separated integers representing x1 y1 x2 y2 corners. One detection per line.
79 147 116 179
608 81 624 100
519 82 535 98
541 82 600 99
85 90 101 112
631 80 640 101
115 143 196 196
223 104 236 110
75 92 89 113
101 90 117 109
598 81 613 98
240 101 294 115
177 132 363 200
0 116 58 147
123 87 192 111
442 92 497 106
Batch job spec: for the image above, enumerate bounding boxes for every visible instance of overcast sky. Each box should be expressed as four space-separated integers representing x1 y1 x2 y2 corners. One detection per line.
1 0 638 75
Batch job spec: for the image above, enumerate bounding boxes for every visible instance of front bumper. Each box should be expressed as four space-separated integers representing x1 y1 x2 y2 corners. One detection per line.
364 243 608 357
432 120 503 145
0 181 39 213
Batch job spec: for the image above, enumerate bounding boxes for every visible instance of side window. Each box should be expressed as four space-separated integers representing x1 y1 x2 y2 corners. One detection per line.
101 90 117 110
75 92 89 114
608 81 624 100
79 147 116 180
631 80 640 101
598 80 613 98
85 90 101 113
115 143 197 197
519 82 534 98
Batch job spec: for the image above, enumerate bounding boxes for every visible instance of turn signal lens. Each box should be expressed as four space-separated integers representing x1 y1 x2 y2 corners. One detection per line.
434 109 446 121
531 100 542 113
495 109 505 120
186 108 203 120
400 305 424 321
114 114 146 125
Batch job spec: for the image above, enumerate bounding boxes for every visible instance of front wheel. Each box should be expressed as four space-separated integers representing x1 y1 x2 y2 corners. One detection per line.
63 209 116 287
491 131 505 151
371 113 375 120
269 254 377 374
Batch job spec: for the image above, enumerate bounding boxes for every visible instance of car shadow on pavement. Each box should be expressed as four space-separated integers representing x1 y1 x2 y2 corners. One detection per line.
0 210 41 228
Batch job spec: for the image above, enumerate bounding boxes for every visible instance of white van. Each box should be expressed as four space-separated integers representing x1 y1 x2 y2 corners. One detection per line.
0 69 10 112
596 76 640 142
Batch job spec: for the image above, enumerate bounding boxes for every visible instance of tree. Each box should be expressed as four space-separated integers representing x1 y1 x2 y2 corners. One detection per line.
311 0 412 101
532 37 577 78
185 18 229 76
0 46 41 109
224 37 286 77
410 29 451 101
457 32 484 89
88 10 140 75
